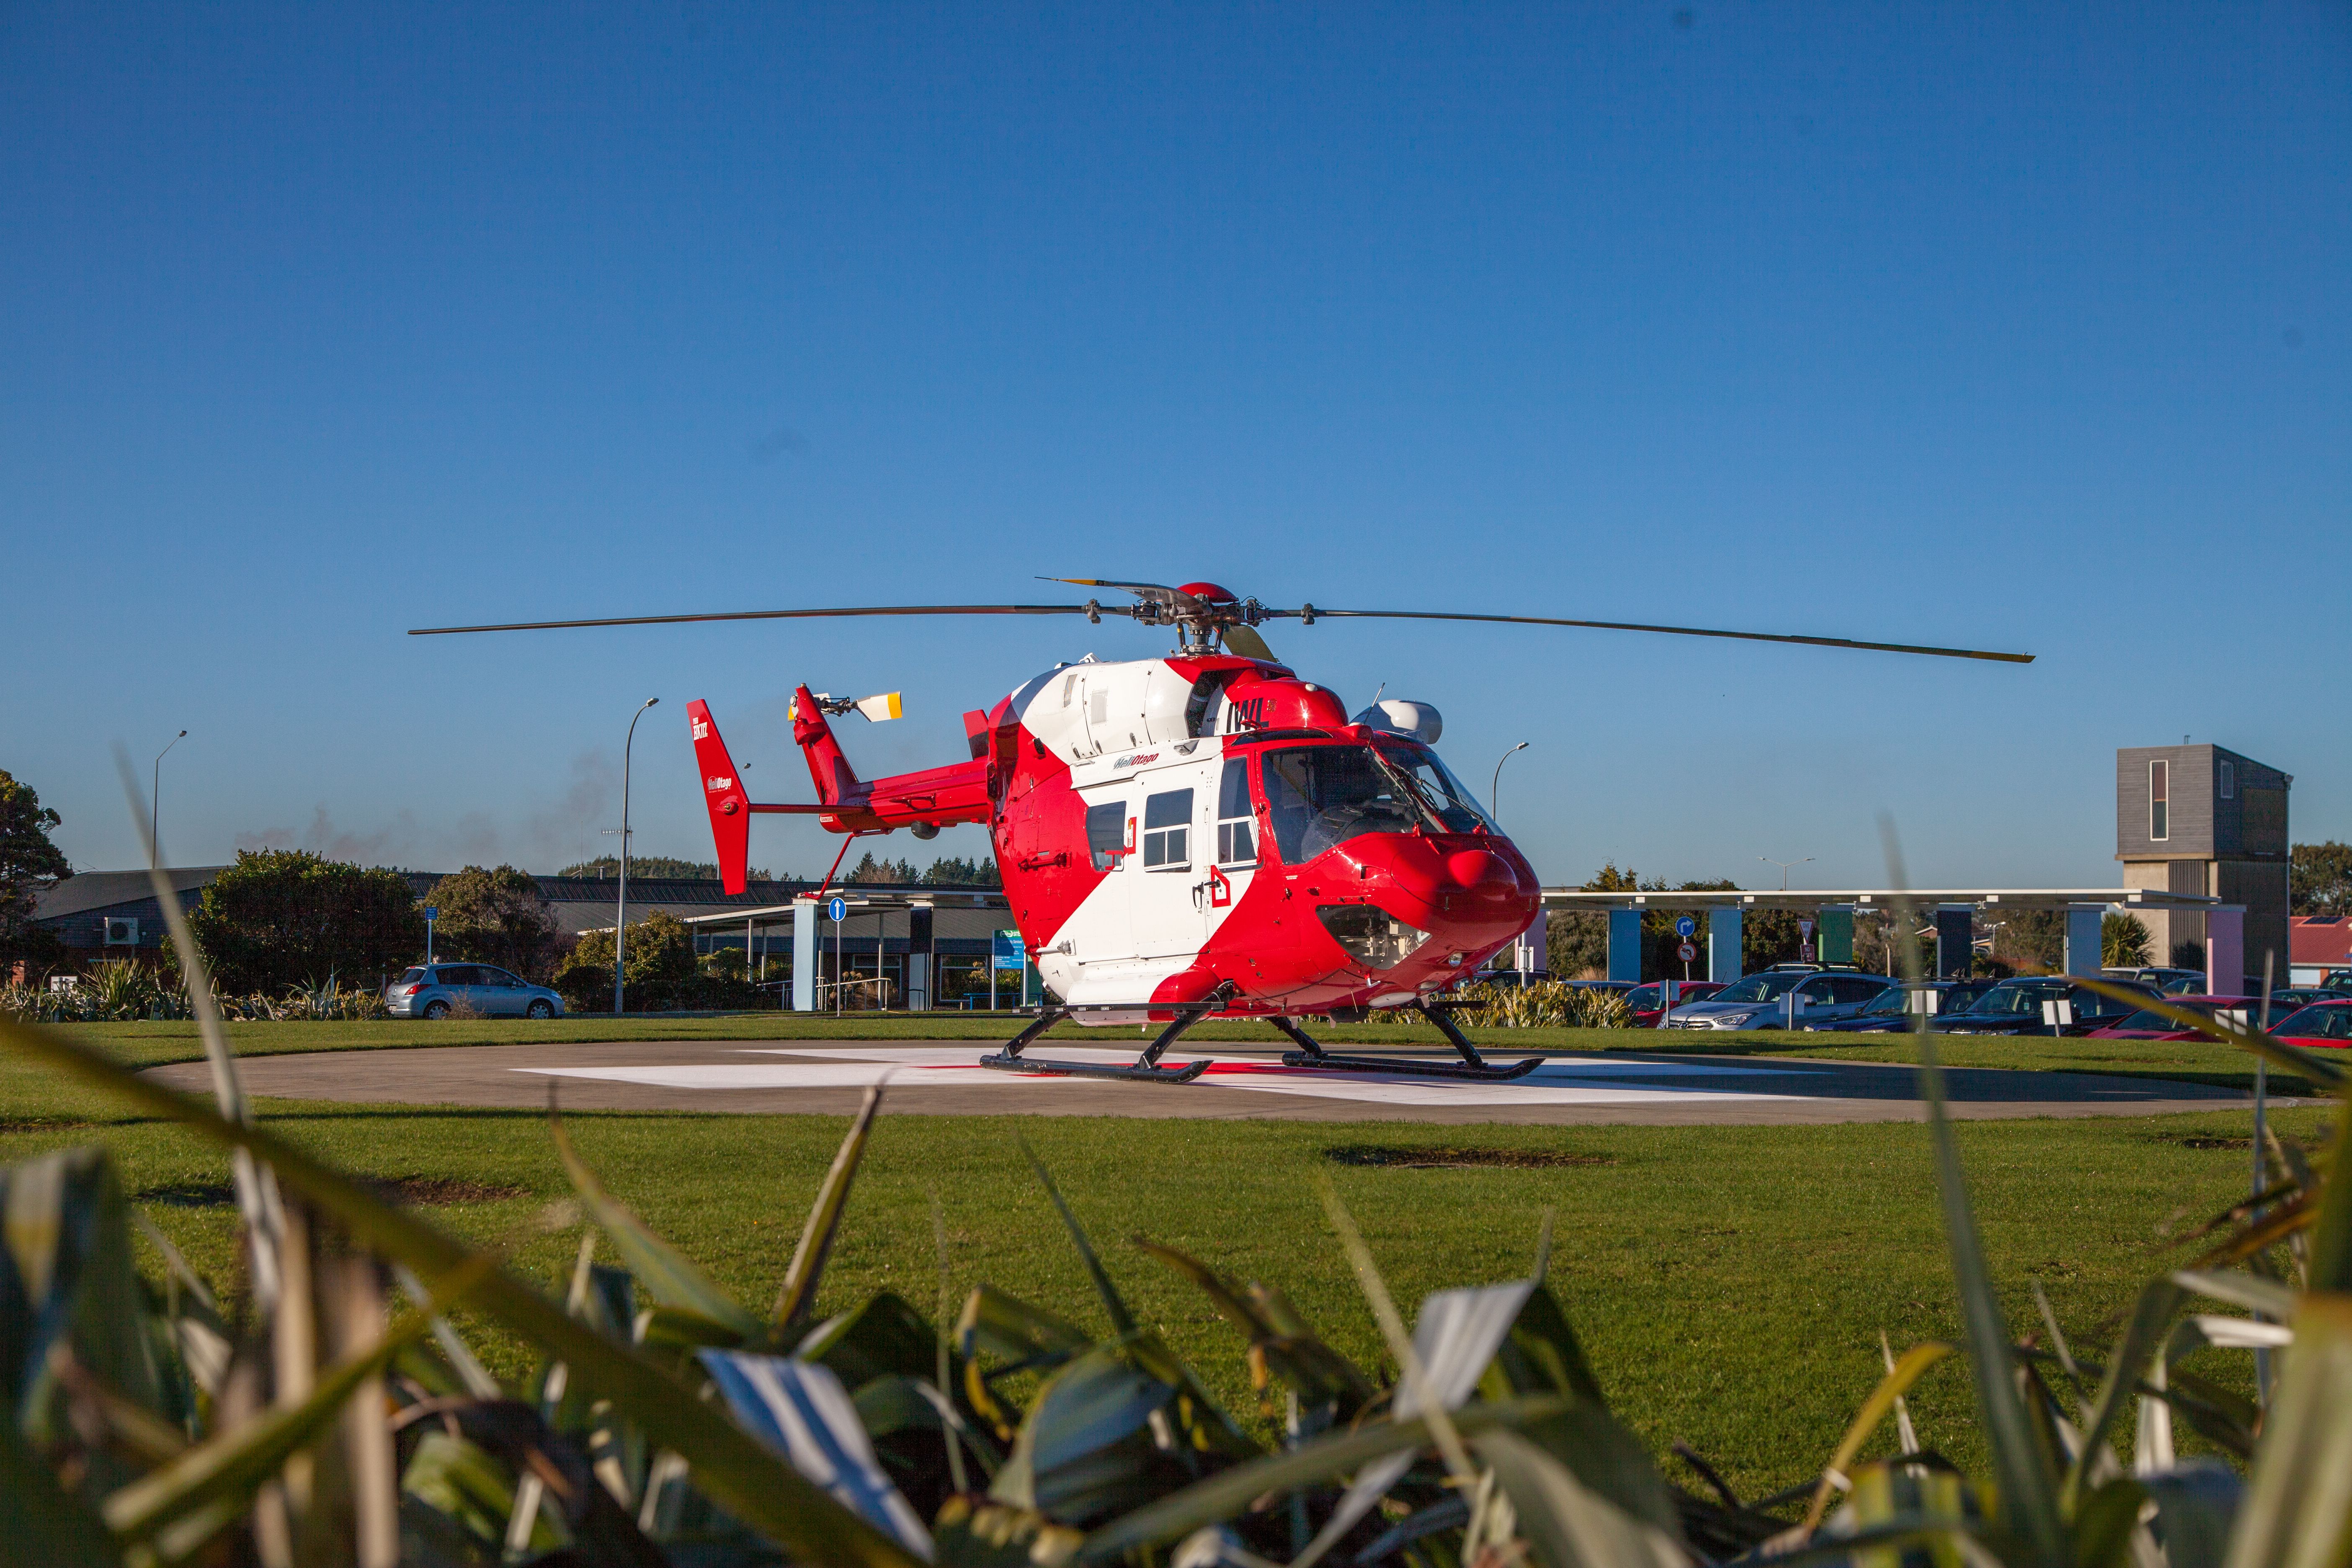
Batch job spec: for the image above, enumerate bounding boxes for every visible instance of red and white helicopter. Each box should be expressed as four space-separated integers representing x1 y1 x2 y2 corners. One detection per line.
414 580 2028 1083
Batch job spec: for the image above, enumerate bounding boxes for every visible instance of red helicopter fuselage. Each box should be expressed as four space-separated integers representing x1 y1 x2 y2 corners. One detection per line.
687 654 1540 1024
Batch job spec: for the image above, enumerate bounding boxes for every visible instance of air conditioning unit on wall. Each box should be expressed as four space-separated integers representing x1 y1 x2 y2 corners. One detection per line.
105 917 139 946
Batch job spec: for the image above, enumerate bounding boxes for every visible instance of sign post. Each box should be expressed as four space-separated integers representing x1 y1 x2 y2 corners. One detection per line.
1799 917 1816 964
423 905 438 965
828 897 848 1016
1674 917 1696 980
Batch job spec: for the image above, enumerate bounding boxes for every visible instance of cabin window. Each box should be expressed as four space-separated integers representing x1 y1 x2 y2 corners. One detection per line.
2149 759 2169 841
2218 761 2234 800
1216 758 1256 865
1142 789 1193 869
1085 802 1129 871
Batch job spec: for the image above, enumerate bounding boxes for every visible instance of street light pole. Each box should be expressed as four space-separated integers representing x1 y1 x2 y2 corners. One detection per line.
614 698 659 1014
1758 855 1813 892
152 731 186 863
1490 742 1529 823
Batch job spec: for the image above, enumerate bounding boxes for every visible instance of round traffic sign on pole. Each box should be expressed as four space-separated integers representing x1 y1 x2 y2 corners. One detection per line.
827 896 848 923
1674 916 1695 939
1676 941 1699 963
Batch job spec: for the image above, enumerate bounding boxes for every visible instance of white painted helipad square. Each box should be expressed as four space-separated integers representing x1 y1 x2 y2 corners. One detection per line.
514 1047 1826 1107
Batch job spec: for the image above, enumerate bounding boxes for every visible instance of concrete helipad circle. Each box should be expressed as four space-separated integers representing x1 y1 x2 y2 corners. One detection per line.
139 1040 2272 1126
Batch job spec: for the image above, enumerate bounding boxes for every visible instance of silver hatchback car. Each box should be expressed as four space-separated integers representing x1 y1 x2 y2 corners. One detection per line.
387 963 565 1019
1666 966 1894 1030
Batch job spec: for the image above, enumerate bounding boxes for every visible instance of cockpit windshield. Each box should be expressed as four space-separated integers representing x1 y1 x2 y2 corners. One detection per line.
1258 742 1494 864
1375 740 1498 835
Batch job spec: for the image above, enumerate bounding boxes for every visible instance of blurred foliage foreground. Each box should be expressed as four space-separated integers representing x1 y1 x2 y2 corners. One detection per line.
1 971 2347 1568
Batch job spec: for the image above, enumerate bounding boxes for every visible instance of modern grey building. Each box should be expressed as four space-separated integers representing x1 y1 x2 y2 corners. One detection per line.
2116 743 2291 978
27 867 1001 996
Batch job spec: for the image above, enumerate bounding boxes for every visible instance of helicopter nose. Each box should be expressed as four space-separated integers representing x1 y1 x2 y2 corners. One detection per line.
1444 849 1506 891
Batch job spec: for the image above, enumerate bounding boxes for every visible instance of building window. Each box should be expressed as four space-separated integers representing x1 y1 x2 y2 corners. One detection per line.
2149 759 2168 841
1142 789 1193 869
2218 761 2234 800
1216 758 1256 865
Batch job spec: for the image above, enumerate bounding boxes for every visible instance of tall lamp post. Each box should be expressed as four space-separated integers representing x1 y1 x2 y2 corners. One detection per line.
614 698 659 1014
1490 741 1529 822
152 731 186 862
1758 855 1813 892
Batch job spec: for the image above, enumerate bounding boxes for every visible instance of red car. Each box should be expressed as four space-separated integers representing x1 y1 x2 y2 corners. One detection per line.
2085 995 2262 1041
1625 980 1725 1029
2271 999 2352 1046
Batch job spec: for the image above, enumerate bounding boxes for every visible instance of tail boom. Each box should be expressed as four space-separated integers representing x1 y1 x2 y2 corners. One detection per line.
689 691 990 893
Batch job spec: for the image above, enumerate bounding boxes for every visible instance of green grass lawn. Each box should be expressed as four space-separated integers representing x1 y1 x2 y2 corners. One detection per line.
0 1040 2319 1501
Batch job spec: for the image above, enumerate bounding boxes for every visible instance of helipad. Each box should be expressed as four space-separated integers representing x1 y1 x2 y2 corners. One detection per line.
139 1041 2264 1126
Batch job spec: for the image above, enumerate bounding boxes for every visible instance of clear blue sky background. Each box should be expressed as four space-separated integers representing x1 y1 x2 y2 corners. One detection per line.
6 3 2346 892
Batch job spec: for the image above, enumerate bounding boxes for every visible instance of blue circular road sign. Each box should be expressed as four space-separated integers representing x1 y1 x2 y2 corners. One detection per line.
827 896 848 922
1674 916 1695 938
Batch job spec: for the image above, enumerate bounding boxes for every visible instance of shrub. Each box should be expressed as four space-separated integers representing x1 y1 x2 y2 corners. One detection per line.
2103 911 2153 968
186 848 426 994
424 864 562 982
555 911 700 1011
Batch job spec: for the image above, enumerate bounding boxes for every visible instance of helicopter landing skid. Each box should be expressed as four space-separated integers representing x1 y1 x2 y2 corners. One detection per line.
977 987 1234 1085
1271 1006 1543 1081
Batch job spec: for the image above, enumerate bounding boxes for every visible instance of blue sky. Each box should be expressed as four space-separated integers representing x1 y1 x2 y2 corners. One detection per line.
6 3 2346 892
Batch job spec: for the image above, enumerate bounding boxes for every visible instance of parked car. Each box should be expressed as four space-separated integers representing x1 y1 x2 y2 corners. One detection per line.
1665 966 1895 1031
1931 976 2157 1035
2083 995 2262 1041
2270 988 2350 1011
1803 978 1996 1032
387 963 565 1019
1623 980 1725 1028
2270 1000 2352 1046
2103 966 2212 996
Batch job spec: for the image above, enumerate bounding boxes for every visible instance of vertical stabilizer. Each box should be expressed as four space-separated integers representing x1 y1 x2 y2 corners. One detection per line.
687 700 753 895
792 684 861 806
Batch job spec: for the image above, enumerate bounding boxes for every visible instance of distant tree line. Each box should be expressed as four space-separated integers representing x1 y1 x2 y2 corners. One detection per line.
842 854 1000 887
556 851 1001 887
2293 842 2352 917
559 855 786 882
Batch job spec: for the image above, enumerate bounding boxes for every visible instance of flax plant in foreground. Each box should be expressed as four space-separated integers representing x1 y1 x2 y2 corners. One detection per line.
0 806 2343 1564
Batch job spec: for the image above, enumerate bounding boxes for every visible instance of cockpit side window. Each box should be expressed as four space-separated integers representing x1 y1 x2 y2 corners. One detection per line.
1216 758 1256 865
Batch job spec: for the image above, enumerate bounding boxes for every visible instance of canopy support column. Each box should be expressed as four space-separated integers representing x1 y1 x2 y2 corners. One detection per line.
792 900 818 1012
1709 908 1743 982
1607 909 1643 984
2065 905 2104 977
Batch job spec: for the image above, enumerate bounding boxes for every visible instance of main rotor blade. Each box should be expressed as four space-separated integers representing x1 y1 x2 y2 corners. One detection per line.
407 604 1118 636
1263 609 2032 663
